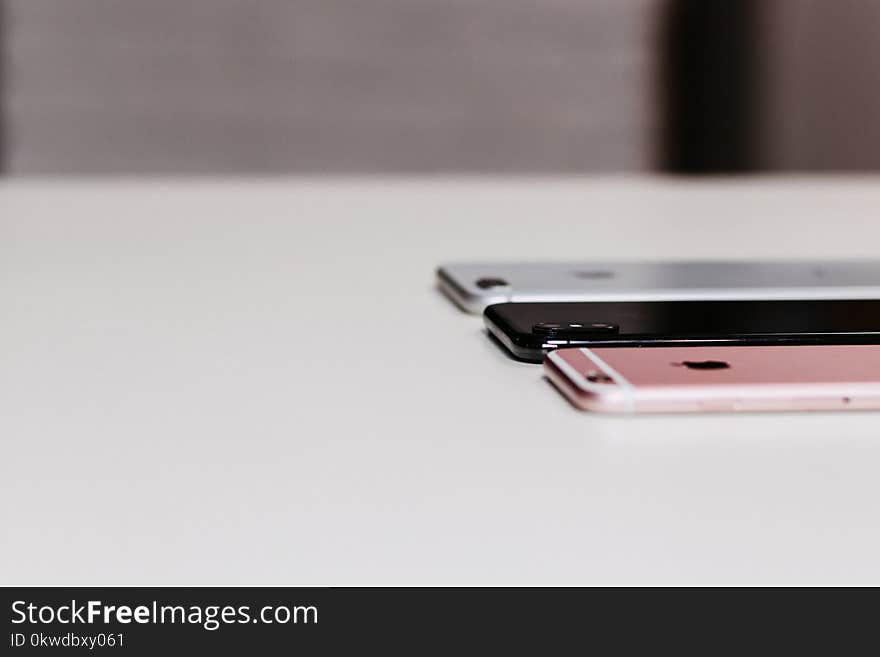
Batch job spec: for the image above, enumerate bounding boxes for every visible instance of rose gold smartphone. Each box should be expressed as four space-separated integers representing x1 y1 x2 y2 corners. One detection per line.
544 344 880 413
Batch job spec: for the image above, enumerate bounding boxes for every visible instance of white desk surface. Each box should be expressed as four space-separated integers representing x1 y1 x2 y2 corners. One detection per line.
4 176 880 586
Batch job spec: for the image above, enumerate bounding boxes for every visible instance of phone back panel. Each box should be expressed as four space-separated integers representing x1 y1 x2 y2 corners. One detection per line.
569 344 880 386
546 345 880 413
439 260 880 313
485 299 880 362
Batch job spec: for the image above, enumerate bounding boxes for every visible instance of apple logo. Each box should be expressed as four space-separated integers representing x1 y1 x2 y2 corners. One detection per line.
674 360 730 370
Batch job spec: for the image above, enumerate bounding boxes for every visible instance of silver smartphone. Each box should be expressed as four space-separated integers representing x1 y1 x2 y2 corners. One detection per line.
436 260 880 313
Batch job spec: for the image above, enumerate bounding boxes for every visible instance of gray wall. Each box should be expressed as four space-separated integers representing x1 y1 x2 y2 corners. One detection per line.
3 0 655 174
759 0 880 170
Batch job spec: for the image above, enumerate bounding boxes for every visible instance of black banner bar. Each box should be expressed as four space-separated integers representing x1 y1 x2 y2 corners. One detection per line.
0 587 867 653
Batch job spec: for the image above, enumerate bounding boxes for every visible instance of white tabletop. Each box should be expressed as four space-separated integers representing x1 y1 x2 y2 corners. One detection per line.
4 176 880 585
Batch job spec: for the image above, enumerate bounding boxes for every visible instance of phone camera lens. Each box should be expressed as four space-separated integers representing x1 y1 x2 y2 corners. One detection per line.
532 322 564 335
475 277 509 289
532 322 619 336
586 323 616 331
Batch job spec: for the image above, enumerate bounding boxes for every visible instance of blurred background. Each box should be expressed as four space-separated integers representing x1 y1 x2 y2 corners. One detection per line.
1 0 879 176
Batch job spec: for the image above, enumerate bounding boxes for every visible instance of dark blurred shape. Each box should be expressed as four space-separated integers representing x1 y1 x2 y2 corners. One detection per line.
658 0 758 172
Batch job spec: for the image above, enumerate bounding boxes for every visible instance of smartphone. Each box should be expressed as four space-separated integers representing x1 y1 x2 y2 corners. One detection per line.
437 260 880 313
545 344 880 413
484 299 880 363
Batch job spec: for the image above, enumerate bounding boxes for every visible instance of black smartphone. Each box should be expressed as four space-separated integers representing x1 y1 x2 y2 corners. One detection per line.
484 299 880 363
